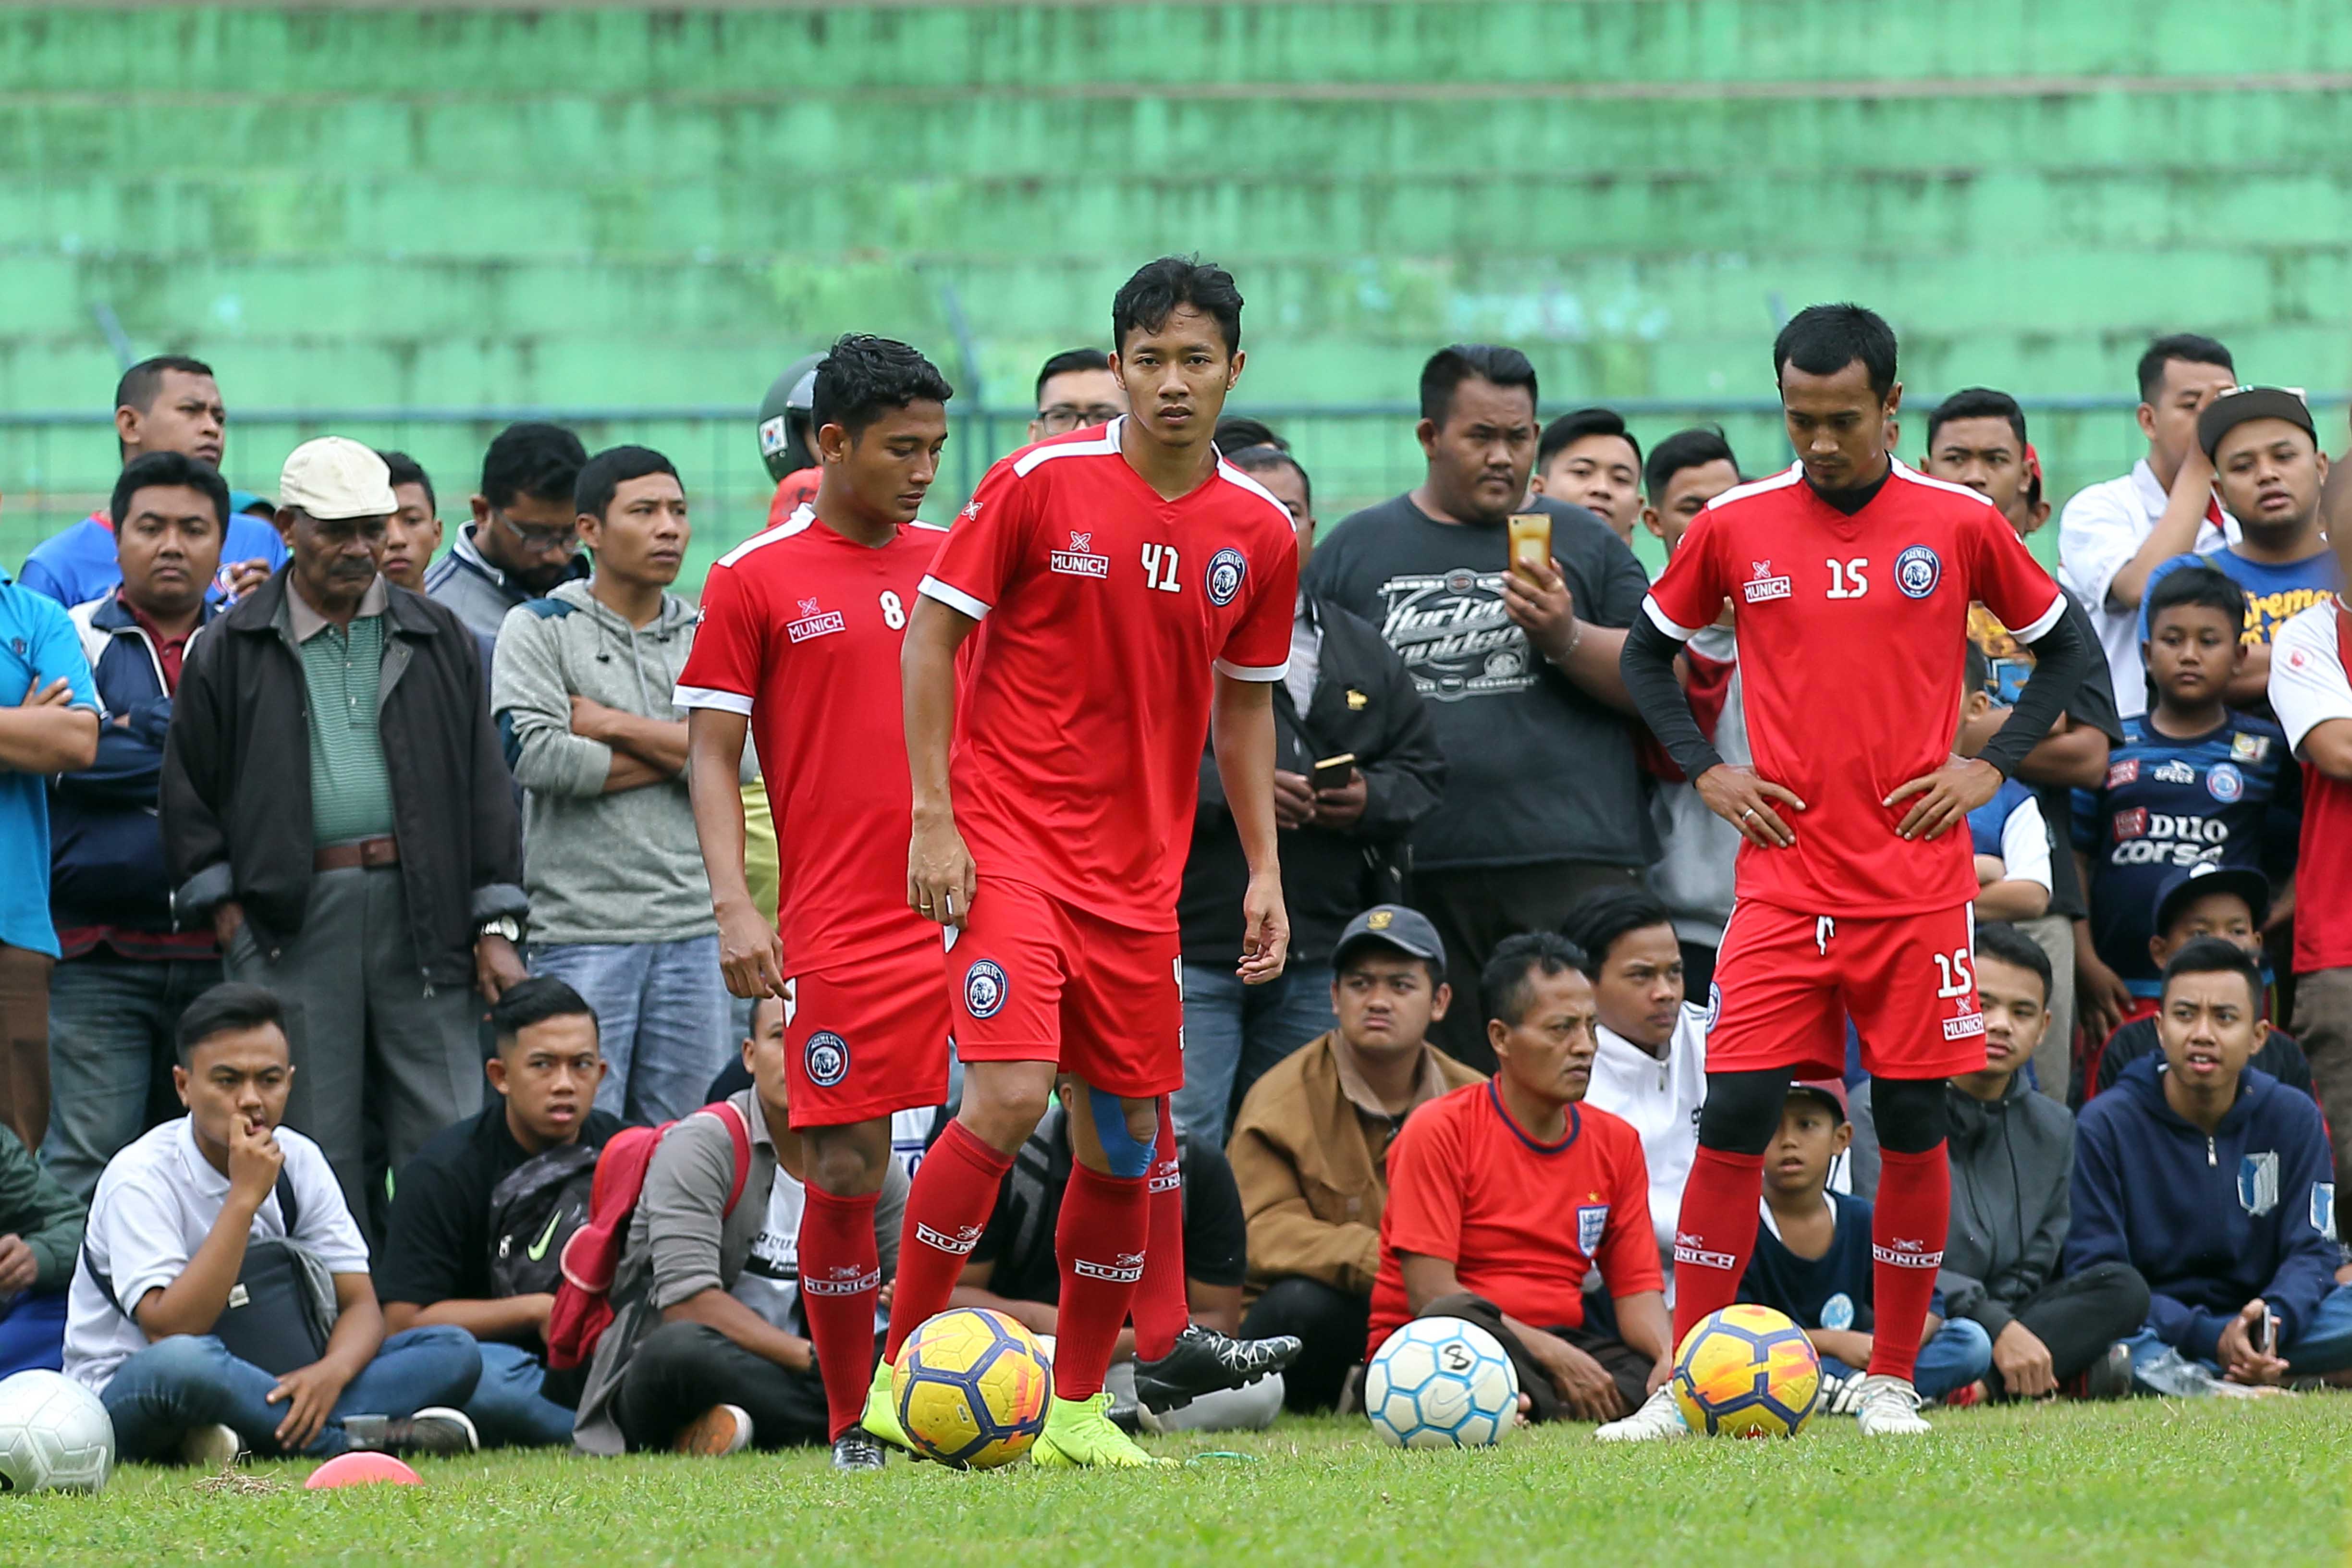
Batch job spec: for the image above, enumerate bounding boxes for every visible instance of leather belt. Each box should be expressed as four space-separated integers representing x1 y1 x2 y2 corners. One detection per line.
314 836 400 872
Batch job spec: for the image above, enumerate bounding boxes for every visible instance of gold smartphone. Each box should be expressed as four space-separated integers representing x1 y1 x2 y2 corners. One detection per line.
1312 753 1358 790
1507 511 1551 582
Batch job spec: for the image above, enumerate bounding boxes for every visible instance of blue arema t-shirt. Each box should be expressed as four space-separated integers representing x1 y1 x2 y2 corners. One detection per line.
2138 547 2340 651
0 567 101 956
17 502 286 611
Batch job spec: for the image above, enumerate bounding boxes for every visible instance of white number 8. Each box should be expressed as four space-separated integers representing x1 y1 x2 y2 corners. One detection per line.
880 591 906 629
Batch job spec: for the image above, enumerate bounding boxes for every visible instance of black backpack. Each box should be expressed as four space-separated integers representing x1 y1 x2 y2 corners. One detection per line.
487 1142 599 1299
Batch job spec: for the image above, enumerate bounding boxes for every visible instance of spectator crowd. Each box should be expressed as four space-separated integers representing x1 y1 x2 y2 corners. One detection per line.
0 319 2344 1463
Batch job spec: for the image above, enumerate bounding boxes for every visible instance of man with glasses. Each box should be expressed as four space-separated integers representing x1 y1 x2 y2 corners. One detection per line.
1028 349 1128 444
426 423 590 653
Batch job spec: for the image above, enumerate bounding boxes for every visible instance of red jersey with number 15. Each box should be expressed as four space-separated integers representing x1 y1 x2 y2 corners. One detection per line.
675 507 945 968
919 418 1299 930
1643 459 2065 915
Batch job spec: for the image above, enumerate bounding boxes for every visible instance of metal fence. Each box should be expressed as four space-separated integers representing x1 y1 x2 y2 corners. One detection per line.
7 393 2329 584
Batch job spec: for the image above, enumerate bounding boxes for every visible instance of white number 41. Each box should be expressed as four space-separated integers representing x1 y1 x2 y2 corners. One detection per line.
1140 542 1182 593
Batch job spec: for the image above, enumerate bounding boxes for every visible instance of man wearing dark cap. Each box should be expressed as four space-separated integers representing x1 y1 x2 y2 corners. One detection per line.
1226 906 1483 1410
2139 386 2340 715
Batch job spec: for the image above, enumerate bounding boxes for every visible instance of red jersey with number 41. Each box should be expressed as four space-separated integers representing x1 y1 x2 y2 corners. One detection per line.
919 418 1300 931
1643 460 2066 916
675 507 945 968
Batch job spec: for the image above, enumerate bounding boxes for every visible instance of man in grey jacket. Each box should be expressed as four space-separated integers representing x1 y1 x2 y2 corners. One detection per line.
1853 923 2147 1402
572 994 906 1456
493 446 740 1124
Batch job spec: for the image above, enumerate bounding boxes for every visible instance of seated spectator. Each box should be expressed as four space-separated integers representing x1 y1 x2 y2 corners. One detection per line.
2067 940 2352 1394
377 450 444 592
0 1121 86 1377
44 452 233 1203
1369 933 1672 1424
2072 564 2298 1036
1531 407 1642 545
2080 863 2317 1105
1742 1080 1991 1409
1227 906 1482 1411
377 978 625 1447
1570 887 1707 1290
63 984 480 1463
1174 444 1446 1144
572 995 906 1457
1860 924 2147 1404
956 1087 1276 1434
1960 646 2053 923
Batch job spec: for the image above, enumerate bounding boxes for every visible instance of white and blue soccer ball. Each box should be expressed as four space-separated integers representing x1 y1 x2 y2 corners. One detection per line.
0 1370 113 1494
1364 1316 1519 1449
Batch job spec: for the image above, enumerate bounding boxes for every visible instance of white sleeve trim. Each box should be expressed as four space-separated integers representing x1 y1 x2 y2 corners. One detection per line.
1999 797 2054 892
2013 590 2068 644
1214 656 1289 682
674 684 754 715
2269 601 2352 755
918 575 992 622
1642 594 1704 642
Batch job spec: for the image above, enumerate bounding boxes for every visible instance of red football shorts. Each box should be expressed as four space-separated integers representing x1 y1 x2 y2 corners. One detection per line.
784 947 953 1128
948 876 1184 1098
1706 901 1989 1081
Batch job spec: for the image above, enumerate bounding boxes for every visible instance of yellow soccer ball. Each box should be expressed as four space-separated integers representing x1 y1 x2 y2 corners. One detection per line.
890 1307 1052 1468
1671 1303 1821 1438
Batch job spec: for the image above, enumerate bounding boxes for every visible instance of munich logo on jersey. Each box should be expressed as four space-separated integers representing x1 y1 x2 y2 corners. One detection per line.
2206 761 2245 802
786 597 847 643
1894 544 1942 599
914 1221 984 1256
959 499 983 522
2153 760 2196 785
804 1030 850 1087
1205 546 1248 605
1073 1251 1146 1283
2230 732 2272 764
2106 759 2140 788
964 959 1009 1018
1050 530 1109 578
1943 1013 1987 1041
1743 559 1792 603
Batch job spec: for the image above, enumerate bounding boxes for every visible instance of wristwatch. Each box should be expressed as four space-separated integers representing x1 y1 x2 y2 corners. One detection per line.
478 916 523 943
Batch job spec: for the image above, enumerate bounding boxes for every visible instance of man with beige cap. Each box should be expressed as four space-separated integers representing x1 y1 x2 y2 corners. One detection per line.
162 437 527 1235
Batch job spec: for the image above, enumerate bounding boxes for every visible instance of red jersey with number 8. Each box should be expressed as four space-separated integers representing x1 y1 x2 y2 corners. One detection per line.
919 419 1299 930
675 508 946 968
1642 460 2065 915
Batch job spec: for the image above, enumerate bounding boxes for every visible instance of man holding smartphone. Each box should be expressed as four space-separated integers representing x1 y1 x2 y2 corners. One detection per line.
1171 443 1448 1146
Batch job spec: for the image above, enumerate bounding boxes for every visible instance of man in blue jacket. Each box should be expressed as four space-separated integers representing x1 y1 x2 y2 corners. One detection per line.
43 452 233 1201
2067 938 2350 1393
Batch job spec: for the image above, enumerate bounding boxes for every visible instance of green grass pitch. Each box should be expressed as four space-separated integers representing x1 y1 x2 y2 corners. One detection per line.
11 1398 2348 1566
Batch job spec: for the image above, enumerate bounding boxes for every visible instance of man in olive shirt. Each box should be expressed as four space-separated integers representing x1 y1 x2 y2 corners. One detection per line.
1228 906 1483 1410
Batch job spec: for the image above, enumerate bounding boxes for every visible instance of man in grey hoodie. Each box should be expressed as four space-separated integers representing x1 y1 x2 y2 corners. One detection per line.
1852 922 2148 1402
492 446 739 1123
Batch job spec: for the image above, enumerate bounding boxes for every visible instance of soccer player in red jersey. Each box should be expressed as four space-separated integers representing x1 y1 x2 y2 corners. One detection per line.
894 257 1304 1467
1604 305 2095 1438
676 335 957 1471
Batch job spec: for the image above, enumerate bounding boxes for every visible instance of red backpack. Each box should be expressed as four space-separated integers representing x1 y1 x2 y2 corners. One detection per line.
545 1100 753 1371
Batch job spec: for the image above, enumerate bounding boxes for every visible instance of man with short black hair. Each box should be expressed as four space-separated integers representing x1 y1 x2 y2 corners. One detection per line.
1309 345 1654 1069
1028 348 1127 443
19 356 283 610
378 976 624 1446
377 450 443 592
2067 939 2352 1393
66 982 482 1464
496 444 731 1125
1228 905 1483 1410
1532 407 1643 545
2061 334 2241 719
43 452 235 1200
1372 931 1673 1422
427 422 591 649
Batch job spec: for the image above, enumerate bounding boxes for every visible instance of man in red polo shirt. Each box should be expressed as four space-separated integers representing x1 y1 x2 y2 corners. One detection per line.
1371 931 1671 1422
2268 519 2352 1204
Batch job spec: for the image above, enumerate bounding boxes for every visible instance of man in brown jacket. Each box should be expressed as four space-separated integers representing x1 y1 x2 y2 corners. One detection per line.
1229 906 1483 1409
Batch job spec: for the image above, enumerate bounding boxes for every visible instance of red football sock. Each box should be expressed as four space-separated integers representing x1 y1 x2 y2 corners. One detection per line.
1669 1145 1768 1351
1130 1097 1187 1363
883 1118 1013 1361
798 1184 882 1442
1867 1144 1951 1384
1051 1161 1149 1402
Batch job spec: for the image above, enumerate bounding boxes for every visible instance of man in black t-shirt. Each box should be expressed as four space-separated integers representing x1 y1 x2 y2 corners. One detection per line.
953 1102 1277 1432
379 978 624 1446
1306 344 1654 1069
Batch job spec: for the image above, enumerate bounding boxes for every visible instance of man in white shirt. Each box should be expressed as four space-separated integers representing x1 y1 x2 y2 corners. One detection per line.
1569 889 1710 1292
65 983 482 1464
2058 334 2240 718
